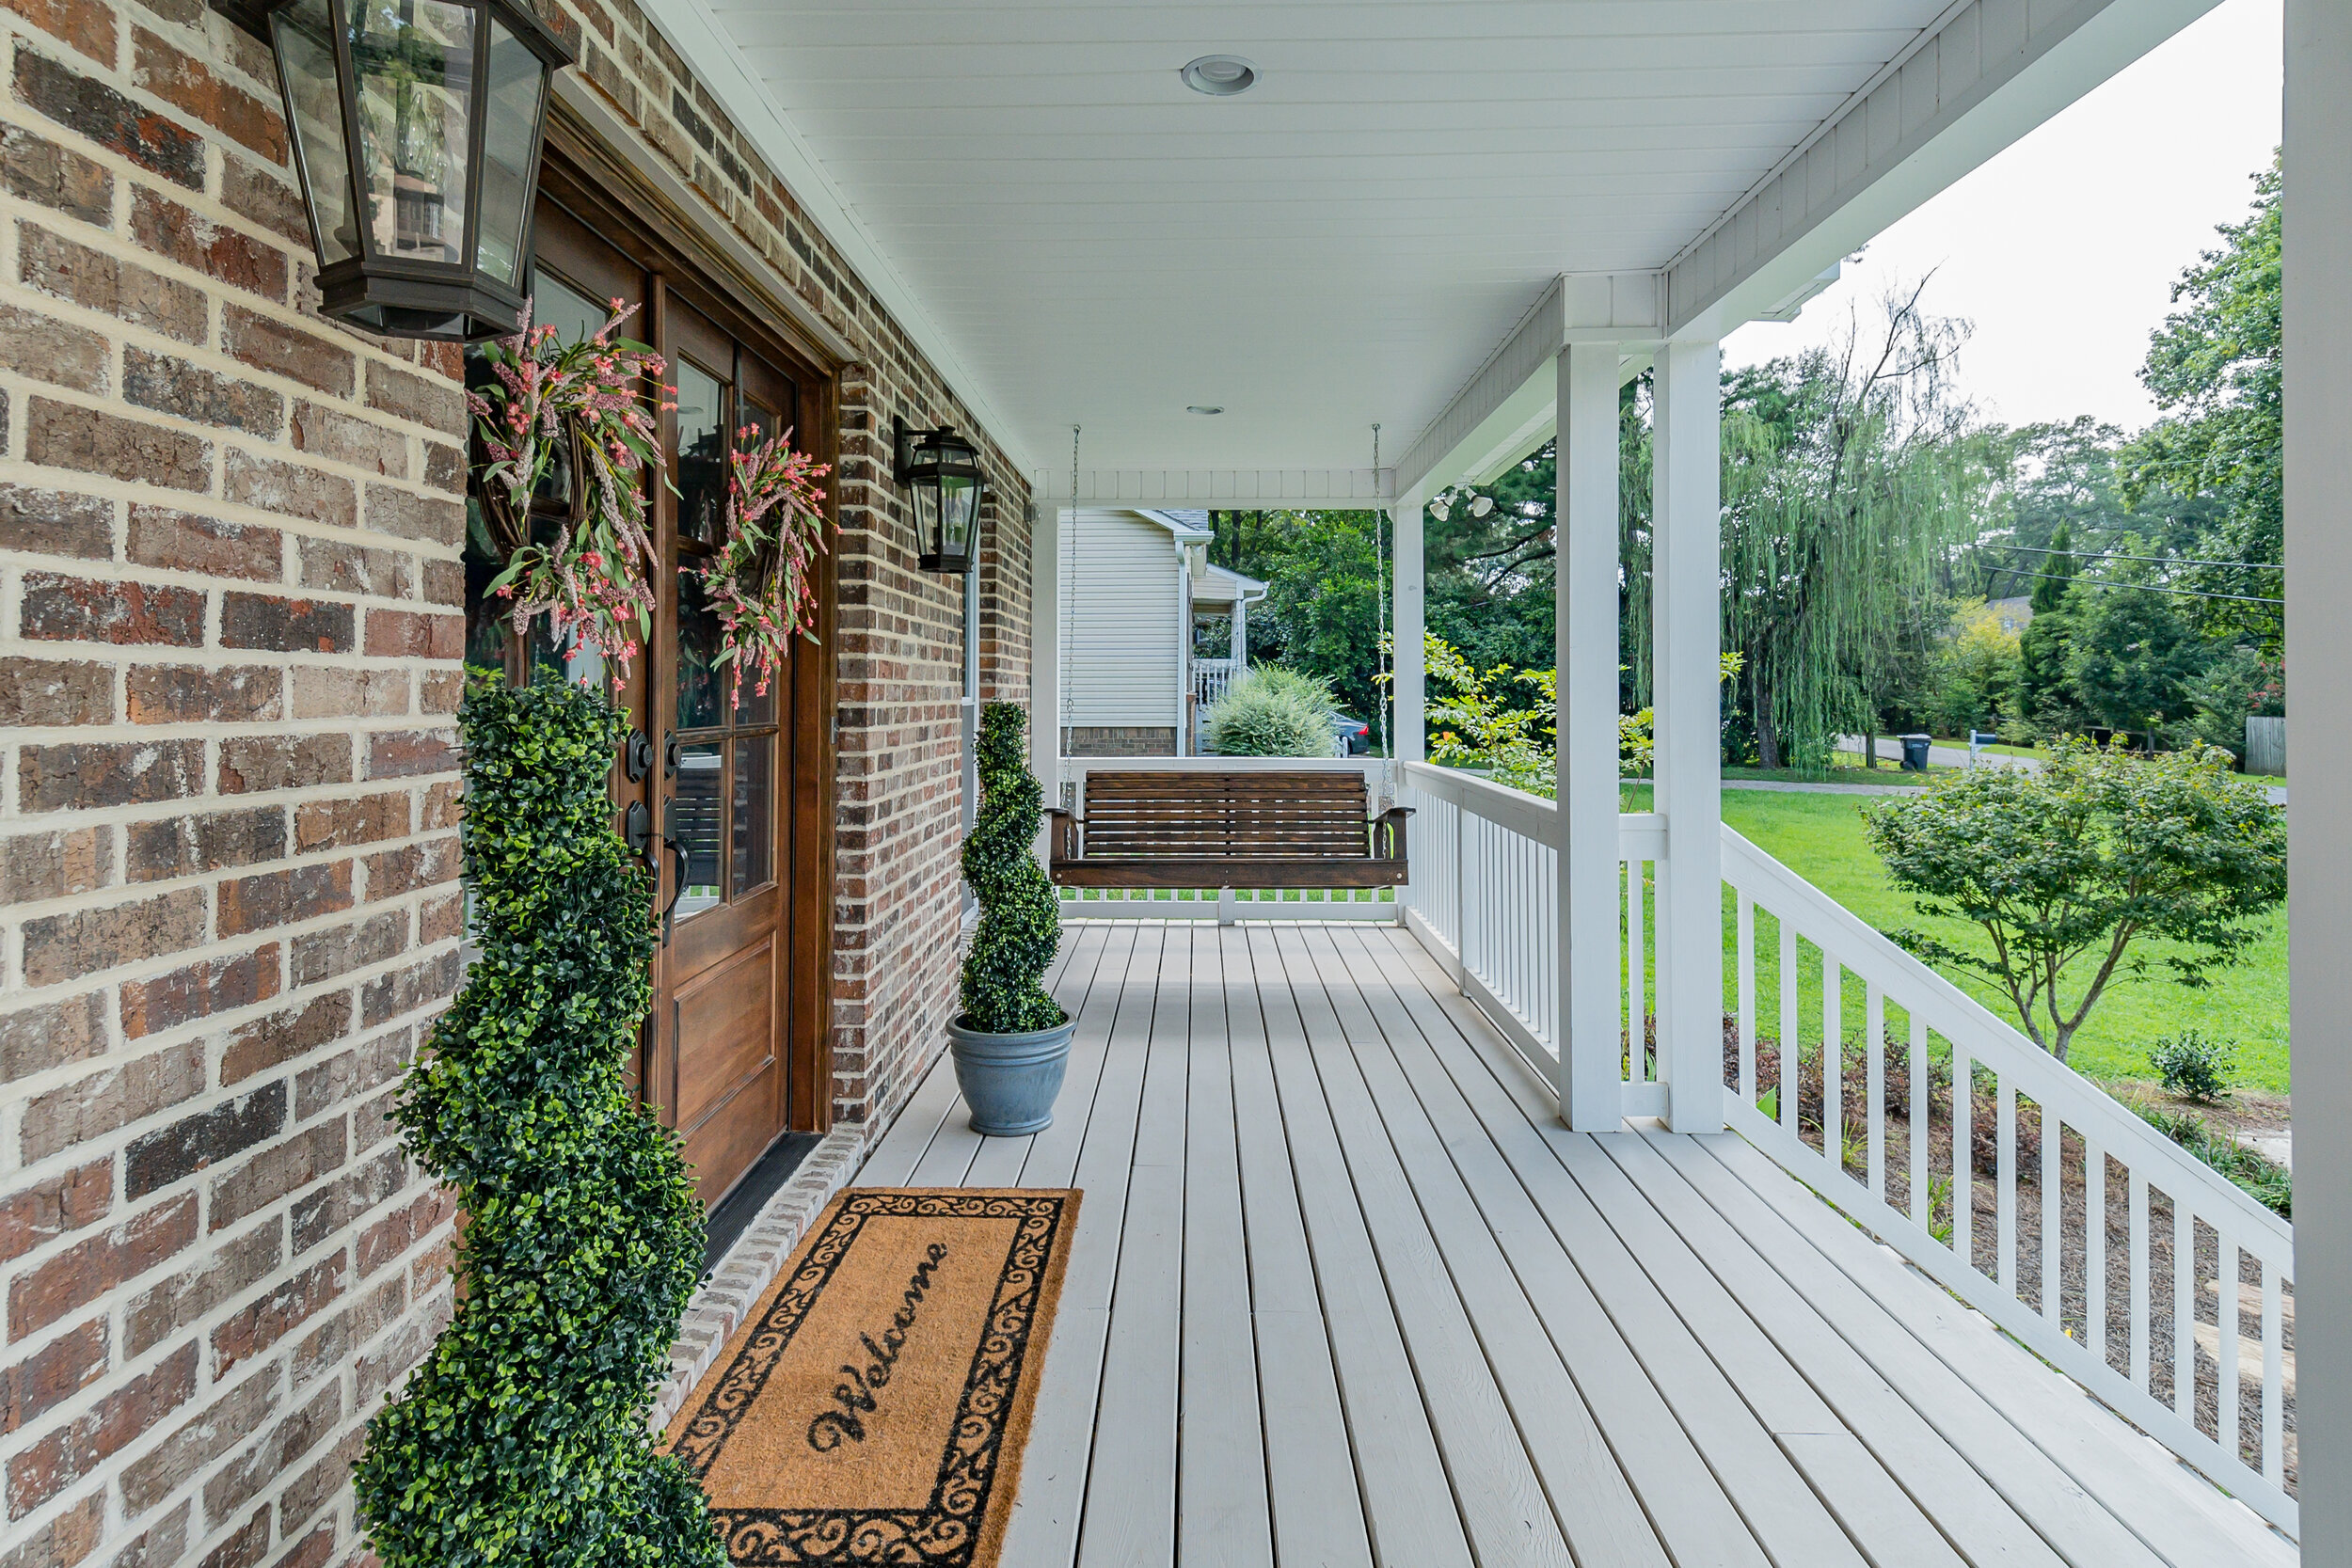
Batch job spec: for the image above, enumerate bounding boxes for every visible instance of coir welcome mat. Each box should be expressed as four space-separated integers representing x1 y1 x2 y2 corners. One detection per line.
666 1188 1081 1565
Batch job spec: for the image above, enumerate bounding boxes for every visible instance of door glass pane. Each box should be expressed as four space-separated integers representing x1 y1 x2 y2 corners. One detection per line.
676 565 725 730
675 359 726 547
672 742 723 919
731 735 772 895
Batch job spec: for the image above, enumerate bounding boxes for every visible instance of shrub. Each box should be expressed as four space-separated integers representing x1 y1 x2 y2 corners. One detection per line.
1203 663 1334 756
2148 1029 2235 1102
356 676 722 1568
961 702 1065 1033
2136 1103 2291 1216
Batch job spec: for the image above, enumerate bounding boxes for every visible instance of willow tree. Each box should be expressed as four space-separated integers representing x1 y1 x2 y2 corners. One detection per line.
1718 283 1998 768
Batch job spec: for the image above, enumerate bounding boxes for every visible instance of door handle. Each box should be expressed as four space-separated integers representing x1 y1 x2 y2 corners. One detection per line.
660 837 689 924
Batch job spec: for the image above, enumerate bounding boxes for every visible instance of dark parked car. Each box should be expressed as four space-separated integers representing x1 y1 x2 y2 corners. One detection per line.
1328 713 1372 754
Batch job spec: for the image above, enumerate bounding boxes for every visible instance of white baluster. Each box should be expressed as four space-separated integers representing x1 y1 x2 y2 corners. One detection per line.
1738 893 1756 1103
1998 1076 2017 1297
1866 983 1885 1204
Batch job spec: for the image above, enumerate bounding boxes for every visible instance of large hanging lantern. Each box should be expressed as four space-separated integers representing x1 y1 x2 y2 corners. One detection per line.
893 417 984 574
246 0 572 341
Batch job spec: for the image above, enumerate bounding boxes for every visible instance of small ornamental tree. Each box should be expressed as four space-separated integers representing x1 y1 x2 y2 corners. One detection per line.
961 702 1064 1033
356 676 722 1568
1864 738 2286 1063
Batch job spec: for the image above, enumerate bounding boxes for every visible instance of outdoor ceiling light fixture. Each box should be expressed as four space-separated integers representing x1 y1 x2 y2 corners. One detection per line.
224 0 572 341
894 417 985 574
1182 55 1259 96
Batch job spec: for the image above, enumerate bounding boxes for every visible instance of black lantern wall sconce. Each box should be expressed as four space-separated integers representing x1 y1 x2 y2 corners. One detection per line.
892 417 985 575
226 0 573 341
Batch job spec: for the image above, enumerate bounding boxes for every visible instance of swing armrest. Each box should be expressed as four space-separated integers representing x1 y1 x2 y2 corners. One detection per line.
1044 807 1081 863
1372 805 1414 863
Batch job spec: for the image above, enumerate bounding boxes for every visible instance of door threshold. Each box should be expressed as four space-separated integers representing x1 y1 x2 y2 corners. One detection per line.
703 1130 821 1275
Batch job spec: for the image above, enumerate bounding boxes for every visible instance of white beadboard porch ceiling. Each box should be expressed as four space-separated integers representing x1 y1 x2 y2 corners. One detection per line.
684 2 2134 476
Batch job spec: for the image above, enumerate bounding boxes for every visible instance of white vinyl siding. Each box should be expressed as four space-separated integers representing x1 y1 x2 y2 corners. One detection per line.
1065 508 1181 729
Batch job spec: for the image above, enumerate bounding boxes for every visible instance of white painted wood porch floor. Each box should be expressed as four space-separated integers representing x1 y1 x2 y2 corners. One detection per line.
854 921 2294 1568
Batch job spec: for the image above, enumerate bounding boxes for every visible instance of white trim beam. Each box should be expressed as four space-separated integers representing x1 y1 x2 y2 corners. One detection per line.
1029 469 1393 505
1392 485 1426 765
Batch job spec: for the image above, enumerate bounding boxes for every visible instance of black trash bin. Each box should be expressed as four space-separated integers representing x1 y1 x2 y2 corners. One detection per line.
1899 734 1931 771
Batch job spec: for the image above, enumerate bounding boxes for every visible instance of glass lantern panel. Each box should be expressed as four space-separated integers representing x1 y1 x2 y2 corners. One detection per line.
940 474 980 560
272 0 357 265
473 14 545 287
351 0 478 268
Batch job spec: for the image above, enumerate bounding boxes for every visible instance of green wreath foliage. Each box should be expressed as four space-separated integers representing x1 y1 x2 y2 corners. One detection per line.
355 675 723 1568
960 703 1065 1034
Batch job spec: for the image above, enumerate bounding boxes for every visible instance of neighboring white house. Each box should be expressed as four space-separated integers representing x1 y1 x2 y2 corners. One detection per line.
1060 507 1263 755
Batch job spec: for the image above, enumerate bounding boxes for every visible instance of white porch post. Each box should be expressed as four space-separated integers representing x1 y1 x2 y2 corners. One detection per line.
1393 484 1425 763
1230 594 1247 666
2286 2 2350 1552
1557 342 1623 1130
1652 340 1725 1132
1029 501 1063 822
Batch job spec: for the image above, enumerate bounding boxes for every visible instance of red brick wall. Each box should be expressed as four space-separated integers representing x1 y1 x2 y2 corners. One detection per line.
0 3 1029 1566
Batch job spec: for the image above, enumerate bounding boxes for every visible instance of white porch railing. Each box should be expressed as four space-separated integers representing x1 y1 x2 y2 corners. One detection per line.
1395 759 2296 1532
1193 657 1240 709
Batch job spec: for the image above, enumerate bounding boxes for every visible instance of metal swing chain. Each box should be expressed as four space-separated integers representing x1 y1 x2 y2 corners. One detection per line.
1373 424 1392 790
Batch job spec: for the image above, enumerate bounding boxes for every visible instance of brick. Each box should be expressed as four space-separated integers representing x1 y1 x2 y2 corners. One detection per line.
278 1429 361 1539
366 729 456 780
13 50 203 188
103 1501 187 1568
3 0 113 66
0 483 110 560
422 440 465 493
289 911 405 988
0 302 105 392
0 993 103 1085
0 1320 106 1435
270 1523 334 1568
219 156 307 248
294 1033 405 1123
219 732 351 793
354 1186 450 1280
291 1148 401 1256
288 666 405 720
19 225 204 343
21 886 204 987
204 1383 338 1521
0 657 110 725
127 188 290 315
195 1508 267 1568
217 860 354 936
8 1196 196 1339
356 1297 438 1409
22 572 204 645
117 942 279 1039
132 29 284 163
294 792 407 852
0 1161 109 1265
126 506 282 580
0 826 107 904
292 402 405 478
225 449 356 528
221 991 352 1086
352 1080 400 1153
25 398 210 493
126 665 281 724
220 592 355 654
361 483 461 546
362 835 456 900
221 303 354 396
419 890 463 944
362 360 463 432
125 348 282 436
209 1120 344 1232
362 608 461 659
126 1083 288 1199
298 538 407 598
420 669 463 714
0 1492 100 1568
420 779 463 831
19 738 203 813
421 556 463 606
0 123 109 225
123 1225 279 1360
360 949 460 1028
127 808 290 883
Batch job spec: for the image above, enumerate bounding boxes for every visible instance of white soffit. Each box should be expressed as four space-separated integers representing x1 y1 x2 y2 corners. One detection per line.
674 1 2209 481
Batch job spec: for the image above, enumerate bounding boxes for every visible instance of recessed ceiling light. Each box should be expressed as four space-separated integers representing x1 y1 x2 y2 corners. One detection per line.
1186 404 1224 416
1181 55 1258 96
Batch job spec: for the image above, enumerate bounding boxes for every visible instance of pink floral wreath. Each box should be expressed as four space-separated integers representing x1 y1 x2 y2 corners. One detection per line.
695 425 833 707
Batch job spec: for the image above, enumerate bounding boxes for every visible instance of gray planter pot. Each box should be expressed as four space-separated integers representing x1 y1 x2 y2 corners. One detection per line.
946 1014 1077 1135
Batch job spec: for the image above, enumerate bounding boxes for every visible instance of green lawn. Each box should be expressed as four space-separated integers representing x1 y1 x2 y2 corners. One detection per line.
1621 784 2289 1094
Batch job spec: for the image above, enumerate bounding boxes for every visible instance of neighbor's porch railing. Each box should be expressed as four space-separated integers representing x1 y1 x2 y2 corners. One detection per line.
1192 657 1241 710
1394 759 2296 1532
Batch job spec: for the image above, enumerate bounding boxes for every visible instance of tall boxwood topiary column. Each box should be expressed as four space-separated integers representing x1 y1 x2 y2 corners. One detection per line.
356 676 723 1568
960 702 1065 1032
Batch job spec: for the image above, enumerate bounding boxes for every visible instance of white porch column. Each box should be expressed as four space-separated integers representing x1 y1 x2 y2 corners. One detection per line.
1230 594 1247 666
2286 2 2350 1552
1557 343 1623 1131
1393 484 1426 763
1029 501 1063 820
1652 340 1725 1132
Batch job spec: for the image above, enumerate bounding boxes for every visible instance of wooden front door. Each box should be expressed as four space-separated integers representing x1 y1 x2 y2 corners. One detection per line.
516 144 835 1212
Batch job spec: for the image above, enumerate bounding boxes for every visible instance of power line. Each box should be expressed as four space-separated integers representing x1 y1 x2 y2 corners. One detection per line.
1992 541 2282 573
1999 567 2282 608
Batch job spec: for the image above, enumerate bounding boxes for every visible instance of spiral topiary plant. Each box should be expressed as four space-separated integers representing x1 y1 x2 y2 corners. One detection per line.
960 702 1065 1033
355 674 723 1568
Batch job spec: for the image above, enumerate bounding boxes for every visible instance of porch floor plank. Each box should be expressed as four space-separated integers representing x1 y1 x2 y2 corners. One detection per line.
842 922 2291 1568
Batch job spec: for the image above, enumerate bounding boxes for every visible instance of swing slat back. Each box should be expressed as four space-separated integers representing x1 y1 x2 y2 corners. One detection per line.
1048 770 1409 889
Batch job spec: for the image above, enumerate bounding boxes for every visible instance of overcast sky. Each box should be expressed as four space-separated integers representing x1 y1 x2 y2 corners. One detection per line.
1723 0 2283 436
